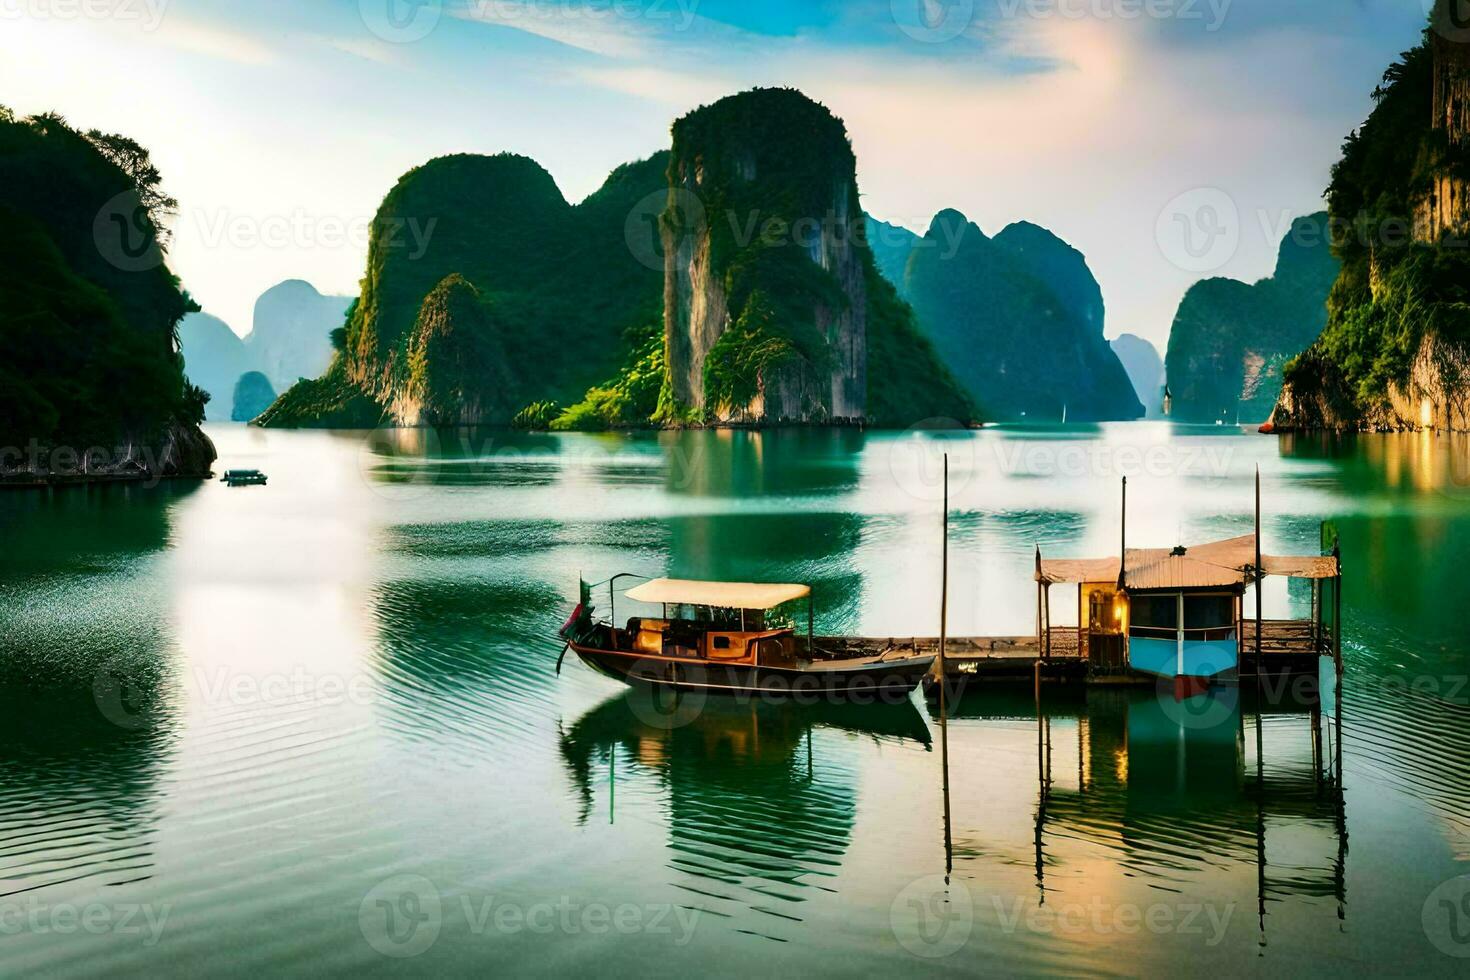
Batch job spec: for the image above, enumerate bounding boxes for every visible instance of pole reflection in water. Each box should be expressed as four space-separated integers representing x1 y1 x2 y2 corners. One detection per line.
932 677 1348 950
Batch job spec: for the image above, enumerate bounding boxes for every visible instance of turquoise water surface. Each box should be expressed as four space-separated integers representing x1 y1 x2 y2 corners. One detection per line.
1 423 1467 976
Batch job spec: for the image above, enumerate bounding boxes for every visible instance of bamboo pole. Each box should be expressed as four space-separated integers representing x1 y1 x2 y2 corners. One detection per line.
940 454 952 873
1117 476 1127 591
1255 466 1263 673
1334 541 1343 682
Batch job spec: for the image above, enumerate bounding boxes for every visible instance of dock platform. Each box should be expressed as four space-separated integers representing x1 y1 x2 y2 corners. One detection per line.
884 618 1338 699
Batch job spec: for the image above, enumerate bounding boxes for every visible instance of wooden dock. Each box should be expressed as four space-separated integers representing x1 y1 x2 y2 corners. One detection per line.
1241 619 1334 677
844 618 1337 699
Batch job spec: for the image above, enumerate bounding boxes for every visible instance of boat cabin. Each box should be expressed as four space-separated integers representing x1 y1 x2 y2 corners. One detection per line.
1036 534 1341 680
611 578 814 668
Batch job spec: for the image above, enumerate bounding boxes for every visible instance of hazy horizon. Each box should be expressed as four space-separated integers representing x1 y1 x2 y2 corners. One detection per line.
0 0 1434 351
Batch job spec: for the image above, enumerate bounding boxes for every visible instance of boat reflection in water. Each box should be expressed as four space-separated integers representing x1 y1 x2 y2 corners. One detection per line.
559 690 930 940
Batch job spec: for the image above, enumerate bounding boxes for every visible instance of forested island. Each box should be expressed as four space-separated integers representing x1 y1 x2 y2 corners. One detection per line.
0 106 214 484
259 89 975 430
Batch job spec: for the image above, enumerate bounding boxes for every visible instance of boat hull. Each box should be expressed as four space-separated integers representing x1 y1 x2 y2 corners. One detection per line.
569 644 935 701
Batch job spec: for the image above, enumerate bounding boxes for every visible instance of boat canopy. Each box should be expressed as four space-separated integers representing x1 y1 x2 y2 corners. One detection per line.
1037 534 1340 588
624 578 811 611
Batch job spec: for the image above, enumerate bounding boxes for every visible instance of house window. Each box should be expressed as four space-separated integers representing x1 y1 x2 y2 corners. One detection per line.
1129 593 1236 641
1129 595 1177 639
1183 594 1235 640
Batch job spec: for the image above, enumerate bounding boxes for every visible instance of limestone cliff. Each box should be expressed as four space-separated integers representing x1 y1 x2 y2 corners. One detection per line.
1111 334 1165 417
230 371 277 423
246 280 351 394
393 275 515 426
1270 11 1470 433
262 90 969 431
662 89 866 423
902 210 1142 421
179 312 257 422
1166 213 1336 425
260 152 668 428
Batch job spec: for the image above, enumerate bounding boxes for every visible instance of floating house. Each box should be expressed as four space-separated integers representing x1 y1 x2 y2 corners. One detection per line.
1035 532 1341 682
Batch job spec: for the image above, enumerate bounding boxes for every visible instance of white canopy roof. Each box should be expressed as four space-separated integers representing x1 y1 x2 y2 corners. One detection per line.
624 578 811 611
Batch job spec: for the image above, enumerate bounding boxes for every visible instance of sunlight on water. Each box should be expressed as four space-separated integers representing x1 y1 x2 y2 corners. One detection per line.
0 423 1467 975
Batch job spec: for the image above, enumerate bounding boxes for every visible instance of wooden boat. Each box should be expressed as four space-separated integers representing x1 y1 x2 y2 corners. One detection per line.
559 578 935 699
221 469 267 487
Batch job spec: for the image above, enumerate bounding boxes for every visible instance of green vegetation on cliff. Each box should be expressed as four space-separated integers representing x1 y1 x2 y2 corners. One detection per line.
265 88 972 431
252 358 383 429
863 260 977 424
1280 34 1470 420
665 89 854 416
0 107 211 472
656 87 972 427
264 151 668 427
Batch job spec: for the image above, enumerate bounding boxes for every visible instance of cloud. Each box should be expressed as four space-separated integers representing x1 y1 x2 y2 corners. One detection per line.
319 36 407 66
574 65 736 107
148 18 278 66
452 0 680 59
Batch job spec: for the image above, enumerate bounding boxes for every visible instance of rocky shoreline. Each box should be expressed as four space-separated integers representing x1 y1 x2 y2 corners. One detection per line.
0 421 217 489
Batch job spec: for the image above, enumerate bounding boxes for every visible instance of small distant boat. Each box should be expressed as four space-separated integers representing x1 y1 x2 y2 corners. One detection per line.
220 469 268 487
559 577 936 698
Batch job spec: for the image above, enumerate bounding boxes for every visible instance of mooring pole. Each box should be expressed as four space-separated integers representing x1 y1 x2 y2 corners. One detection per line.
1117 477 1127 592
1255 466 1263 672
1333 540 1343 682
940 453 952 874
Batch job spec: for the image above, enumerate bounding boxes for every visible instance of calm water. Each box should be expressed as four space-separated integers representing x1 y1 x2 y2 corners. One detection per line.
1 424 1469 977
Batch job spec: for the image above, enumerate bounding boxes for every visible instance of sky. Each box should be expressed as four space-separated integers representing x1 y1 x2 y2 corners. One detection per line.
0 0 1438 352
